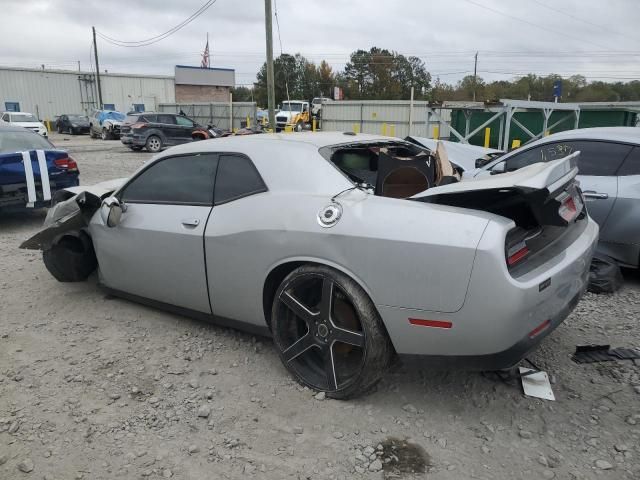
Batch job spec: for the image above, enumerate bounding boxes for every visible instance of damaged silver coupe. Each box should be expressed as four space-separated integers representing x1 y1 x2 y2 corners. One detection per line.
22 132 598 398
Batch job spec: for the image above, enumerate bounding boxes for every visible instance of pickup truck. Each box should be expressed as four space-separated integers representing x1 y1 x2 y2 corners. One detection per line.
0 124 79 210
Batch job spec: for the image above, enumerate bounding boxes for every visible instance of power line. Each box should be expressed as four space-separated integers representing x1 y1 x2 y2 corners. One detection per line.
530 0 640 45
96 0 217 47
461 0 618 52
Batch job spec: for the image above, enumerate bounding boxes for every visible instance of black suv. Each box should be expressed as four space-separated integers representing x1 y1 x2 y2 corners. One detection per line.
120 112 208 152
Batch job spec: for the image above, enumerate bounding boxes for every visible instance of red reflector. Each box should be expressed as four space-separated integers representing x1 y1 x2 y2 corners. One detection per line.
528 319 551 339
408 318 452 329
507 246 529 266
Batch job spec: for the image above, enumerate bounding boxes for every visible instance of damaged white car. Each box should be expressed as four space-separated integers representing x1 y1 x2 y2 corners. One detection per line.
22 132 598 398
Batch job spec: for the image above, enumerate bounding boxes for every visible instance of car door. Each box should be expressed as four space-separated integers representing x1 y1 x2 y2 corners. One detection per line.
204 154 268 325
156 114 179 145
175 115 197 143
564 141 630 230
90 153 219 314
599 146 640 262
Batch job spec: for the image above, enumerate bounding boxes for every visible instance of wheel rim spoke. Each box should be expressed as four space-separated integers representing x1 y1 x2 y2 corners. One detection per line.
331 326 365 348
323 345 338 390
319 278 333 321
280 291 317 326
282 334 315 363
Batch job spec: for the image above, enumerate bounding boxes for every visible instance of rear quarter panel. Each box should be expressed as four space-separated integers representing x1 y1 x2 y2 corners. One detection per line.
204 190 490 327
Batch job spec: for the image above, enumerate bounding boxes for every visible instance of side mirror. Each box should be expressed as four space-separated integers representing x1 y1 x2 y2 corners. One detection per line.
490 162 506 175
100 197 125 227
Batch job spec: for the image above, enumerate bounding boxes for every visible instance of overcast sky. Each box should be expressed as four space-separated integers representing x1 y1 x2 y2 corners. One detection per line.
3 0 640 88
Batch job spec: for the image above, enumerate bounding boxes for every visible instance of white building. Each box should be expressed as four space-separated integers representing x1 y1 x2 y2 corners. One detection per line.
0 65 235 121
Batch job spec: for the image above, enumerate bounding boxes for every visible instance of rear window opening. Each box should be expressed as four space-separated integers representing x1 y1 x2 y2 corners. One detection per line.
321 142 461 199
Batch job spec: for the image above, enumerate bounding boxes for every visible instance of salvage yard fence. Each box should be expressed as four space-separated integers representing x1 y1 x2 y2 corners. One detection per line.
158 102 257 131
320 100 451 139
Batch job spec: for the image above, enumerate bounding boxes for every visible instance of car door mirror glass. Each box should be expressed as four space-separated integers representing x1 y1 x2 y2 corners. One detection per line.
101 197 125 227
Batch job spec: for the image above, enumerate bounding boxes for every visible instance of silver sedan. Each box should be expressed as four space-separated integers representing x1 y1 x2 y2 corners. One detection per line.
24 132 598 398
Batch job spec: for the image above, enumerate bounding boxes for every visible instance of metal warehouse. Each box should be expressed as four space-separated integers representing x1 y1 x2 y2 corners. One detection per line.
0 65 235 121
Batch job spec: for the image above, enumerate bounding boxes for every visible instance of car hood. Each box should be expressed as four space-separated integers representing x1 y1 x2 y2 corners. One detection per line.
64 177 127 197
11 121 45 128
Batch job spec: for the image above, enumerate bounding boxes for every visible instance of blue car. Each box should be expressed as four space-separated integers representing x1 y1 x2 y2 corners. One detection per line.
0 124 80 211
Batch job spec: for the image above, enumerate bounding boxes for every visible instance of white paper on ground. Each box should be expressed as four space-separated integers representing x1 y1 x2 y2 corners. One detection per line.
520 367 555 401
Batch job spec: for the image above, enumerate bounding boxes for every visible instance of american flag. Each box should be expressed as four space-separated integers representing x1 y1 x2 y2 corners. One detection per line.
201 36 210 68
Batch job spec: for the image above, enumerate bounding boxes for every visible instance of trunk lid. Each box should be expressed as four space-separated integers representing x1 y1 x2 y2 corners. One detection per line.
0 150 70 185
413 153 586 275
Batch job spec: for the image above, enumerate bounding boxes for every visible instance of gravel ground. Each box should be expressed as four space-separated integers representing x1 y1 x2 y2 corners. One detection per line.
1 133 639 480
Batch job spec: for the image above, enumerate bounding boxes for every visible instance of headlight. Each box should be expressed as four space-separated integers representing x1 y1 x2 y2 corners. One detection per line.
71 124 78 127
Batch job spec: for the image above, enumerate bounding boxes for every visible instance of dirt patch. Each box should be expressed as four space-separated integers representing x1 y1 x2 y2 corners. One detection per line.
380 437 429 477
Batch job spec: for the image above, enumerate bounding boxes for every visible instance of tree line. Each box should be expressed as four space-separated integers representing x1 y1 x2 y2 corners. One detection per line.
231 47 640 106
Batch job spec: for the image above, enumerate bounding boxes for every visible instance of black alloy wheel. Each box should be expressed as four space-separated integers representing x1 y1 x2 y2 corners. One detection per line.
272 265 393 398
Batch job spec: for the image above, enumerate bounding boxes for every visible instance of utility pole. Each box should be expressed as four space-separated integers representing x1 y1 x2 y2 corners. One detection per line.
472 51 478 102
92 26 103 108
264 0 276 131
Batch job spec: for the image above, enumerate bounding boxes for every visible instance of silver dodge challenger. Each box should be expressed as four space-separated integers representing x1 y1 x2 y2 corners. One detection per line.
23 132 598 398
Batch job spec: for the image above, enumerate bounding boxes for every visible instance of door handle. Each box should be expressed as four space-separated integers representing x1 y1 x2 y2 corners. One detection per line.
582 191 609 200
181 218 200 227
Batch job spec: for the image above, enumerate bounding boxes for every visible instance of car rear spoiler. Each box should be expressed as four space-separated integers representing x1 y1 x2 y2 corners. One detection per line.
413 152 580 200
413 152 581 229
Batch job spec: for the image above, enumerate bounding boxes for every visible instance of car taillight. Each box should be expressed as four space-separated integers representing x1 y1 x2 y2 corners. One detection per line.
54 156 78 171
507 240 529 266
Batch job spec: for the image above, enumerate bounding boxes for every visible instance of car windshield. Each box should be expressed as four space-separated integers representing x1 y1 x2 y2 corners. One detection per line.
68 115 88 121
281 103 303 112
0 130 54 153
104 111 125 121
10 113 38 122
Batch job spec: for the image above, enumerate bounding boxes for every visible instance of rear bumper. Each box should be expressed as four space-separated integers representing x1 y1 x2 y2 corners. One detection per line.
0 177 80 209
380 217 599 369
120 133 146 146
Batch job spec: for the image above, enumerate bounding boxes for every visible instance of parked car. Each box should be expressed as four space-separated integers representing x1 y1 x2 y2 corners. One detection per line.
56 114 90 135
120 112 215 152
23 133 597 398
89 110 125 140
469 127 640 268
0 123 79 211
1 111 48 137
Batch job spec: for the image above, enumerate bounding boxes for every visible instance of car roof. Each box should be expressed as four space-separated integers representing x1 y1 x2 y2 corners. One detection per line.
540 127 640 144
173 132 401 152
2 111 35 116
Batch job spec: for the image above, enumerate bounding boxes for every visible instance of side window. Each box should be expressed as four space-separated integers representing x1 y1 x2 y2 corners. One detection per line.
617 146 640 176
121 154 218 205
143 114 157 123
176 116 195 127
157 114 176 125
503 144 555 171
570 141 631 176
214 154 267 205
